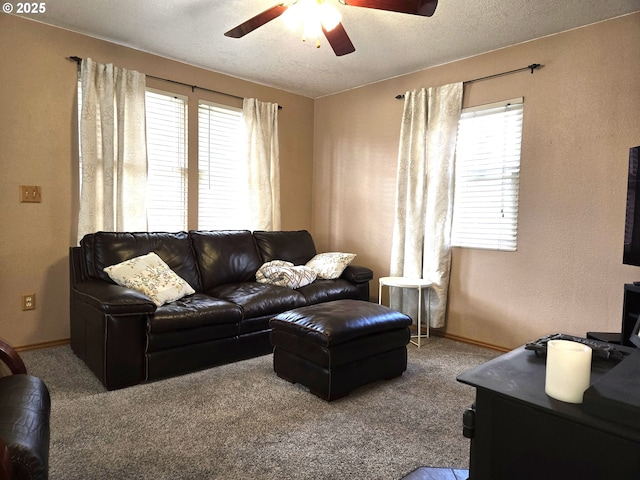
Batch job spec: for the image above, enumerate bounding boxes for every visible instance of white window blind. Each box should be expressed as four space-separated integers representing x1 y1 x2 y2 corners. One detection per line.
198 102 247 230
145 89 188 231
451 97 524 251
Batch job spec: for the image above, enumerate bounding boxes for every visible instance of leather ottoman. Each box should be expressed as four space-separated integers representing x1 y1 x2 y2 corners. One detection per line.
269 299 412 401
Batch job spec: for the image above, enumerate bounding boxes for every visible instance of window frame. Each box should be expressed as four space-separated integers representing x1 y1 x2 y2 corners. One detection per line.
451 97 524 252
78 79 249 232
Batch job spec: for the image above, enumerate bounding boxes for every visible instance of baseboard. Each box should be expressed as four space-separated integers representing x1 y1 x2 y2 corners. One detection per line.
14 333 510 355
430 330 510 353
15 338 70 353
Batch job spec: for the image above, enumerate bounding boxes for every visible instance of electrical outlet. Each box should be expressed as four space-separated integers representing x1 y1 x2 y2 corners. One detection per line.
22 293 36 311
19 185 42 203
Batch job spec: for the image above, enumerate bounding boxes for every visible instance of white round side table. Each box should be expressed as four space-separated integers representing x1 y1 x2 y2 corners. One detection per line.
378 276 433 348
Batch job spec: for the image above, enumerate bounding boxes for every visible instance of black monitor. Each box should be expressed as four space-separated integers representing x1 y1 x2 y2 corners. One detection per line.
623 146 640 266
631 316 640 348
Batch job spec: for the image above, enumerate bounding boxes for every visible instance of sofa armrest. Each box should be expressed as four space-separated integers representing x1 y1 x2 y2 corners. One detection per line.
72 279 157 315
341 265 373 284
71 279 151 390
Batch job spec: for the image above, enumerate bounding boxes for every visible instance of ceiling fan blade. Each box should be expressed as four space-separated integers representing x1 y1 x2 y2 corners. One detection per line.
323 22 356 56
224 4 288 38
344 0 438 17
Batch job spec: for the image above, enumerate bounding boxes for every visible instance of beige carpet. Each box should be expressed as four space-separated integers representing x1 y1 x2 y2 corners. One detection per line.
21 337 499 480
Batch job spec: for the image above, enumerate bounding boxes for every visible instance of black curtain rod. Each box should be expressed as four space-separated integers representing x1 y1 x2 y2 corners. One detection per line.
69 56 282 109
394 63 542 100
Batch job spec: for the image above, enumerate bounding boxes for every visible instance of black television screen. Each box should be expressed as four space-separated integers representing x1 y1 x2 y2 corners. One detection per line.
623 146 640 266
631 316 640 349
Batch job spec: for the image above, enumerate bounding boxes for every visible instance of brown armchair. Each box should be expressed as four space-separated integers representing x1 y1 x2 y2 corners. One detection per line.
0 338 50 480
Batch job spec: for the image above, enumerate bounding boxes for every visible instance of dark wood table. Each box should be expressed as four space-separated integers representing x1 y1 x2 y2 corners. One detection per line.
457 344 640 480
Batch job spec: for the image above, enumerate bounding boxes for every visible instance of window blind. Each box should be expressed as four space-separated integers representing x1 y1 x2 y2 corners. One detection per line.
197 101 246 230
451 98 524 251
145 89 188 231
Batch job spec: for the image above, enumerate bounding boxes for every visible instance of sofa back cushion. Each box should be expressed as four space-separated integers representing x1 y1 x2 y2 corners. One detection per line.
190 230 263 291
253 230 317 265
80 231 201 291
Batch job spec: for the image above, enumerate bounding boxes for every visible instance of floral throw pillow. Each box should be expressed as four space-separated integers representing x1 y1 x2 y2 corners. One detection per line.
103 252 195 306
256 260 317 289
305 252 356 280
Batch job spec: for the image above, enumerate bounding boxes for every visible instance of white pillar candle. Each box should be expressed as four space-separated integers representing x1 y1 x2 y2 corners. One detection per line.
545 339 593 404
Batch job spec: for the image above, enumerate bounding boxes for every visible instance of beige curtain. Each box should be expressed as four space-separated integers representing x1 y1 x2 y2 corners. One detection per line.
390 82 463 328
77 58 147 244
243 98 281 231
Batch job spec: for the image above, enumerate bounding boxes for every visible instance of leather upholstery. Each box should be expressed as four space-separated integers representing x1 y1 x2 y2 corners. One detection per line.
70 229 374 390
273 346 408 402
190 230 263 290
270 300 412 346
253 230 316 264
271 327 410 368
72 279 157 315
296 279 359 304
340 265 373 283
208 282 307 318
148 294 242 333
147 324 239 352
81 231 201 291
0 375 50 480
270 299 412 401
146 294 243 351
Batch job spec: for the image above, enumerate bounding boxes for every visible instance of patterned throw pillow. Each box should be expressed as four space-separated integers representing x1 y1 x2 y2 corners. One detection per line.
305 252 356 279
103 252 195 306
256 260 317 289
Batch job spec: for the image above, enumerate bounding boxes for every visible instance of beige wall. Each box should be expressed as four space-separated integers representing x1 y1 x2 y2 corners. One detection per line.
2 12 639 351
313 13 640 350
0 14 314 348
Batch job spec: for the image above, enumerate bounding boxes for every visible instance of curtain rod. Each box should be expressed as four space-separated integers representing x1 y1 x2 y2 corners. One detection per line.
68 56 282 109
394 63 542 100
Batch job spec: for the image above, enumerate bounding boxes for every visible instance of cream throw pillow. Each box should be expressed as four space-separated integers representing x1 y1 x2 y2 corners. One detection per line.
256 260 317 289
103 252 195 306
305 252 356 279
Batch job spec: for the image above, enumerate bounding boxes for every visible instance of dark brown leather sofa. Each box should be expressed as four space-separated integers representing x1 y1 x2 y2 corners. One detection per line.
69 230 373 390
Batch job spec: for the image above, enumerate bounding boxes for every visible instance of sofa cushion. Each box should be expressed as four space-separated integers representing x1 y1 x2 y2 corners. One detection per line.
209 282 307 319
147 294 242 353
190 230 263 290
253 230 317 265
148 293 242 333
81 231 201 291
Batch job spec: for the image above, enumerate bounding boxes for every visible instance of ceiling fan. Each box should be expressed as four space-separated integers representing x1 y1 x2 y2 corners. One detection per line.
224 0 438 56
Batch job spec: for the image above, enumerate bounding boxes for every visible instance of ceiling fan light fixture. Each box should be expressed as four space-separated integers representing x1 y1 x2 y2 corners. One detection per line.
281 0 342 45
319 3 341 31
281 2 303 31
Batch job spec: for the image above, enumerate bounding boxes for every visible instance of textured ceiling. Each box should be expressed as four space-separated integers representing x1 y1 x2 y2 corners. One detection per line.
20 0 640 98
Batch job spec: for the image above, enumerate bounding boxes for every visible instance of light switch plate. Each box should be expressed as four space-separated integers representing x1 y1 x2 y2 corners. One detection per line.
20 185 42 203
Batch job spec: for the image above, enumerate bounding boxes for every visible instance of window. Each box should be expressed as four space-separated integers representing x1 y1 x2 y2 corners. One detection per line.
145 89 188 231
79 80 247 232
451 98 524 251
198 101 247 229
